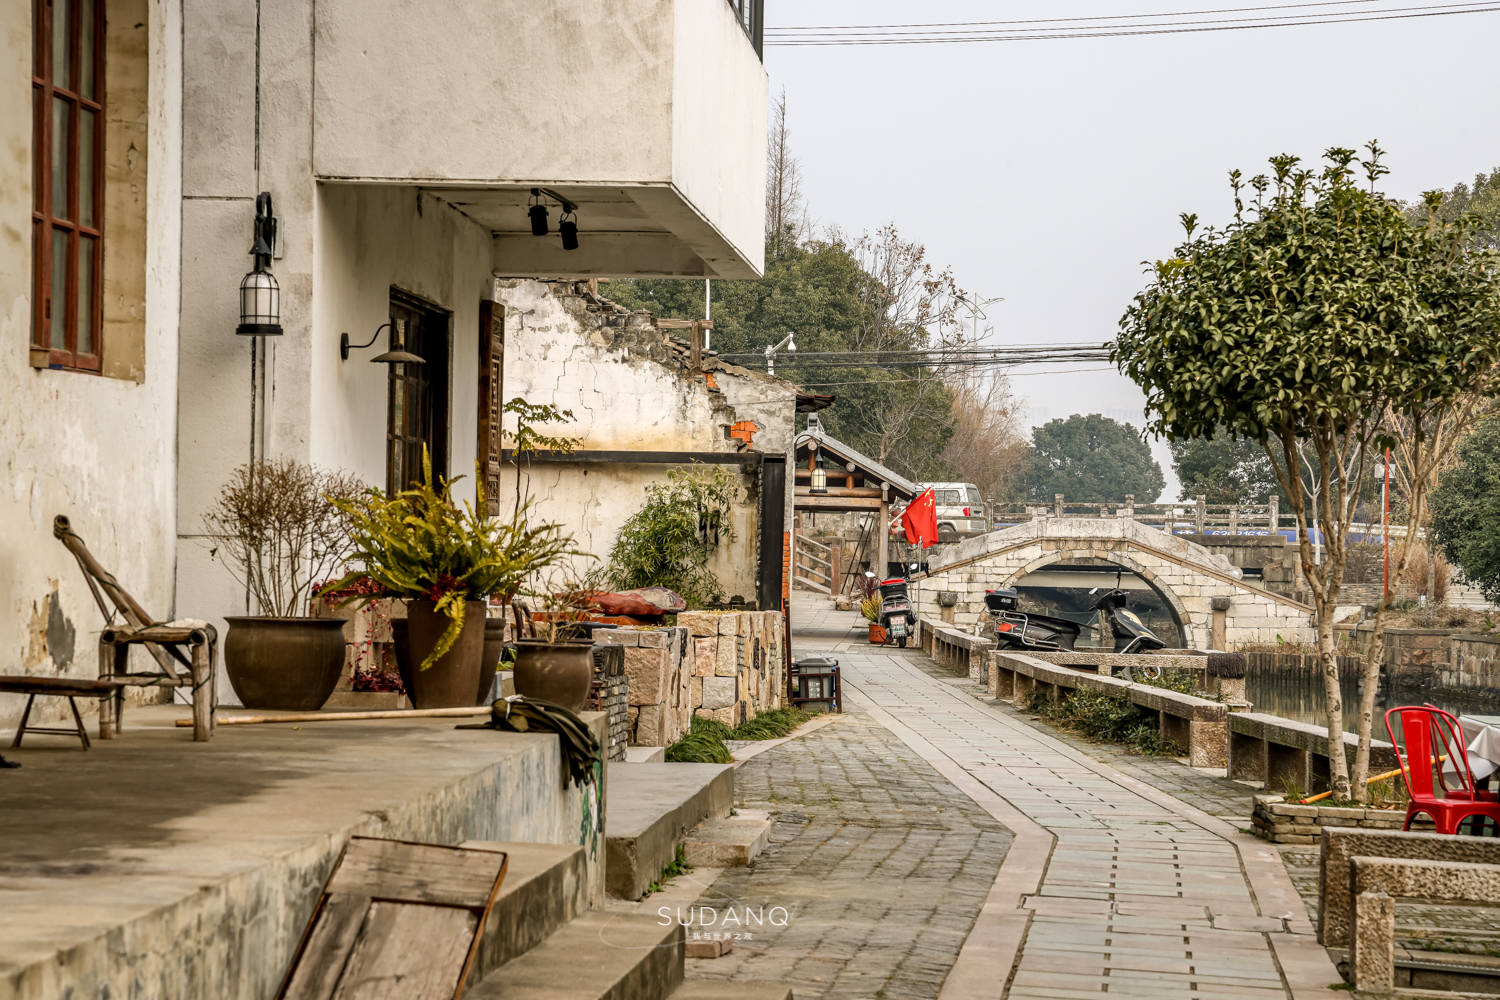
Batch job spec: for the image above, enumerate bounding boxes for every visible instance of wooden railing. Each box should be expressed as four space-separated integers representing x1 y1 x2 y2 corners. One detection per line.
794 536 833 594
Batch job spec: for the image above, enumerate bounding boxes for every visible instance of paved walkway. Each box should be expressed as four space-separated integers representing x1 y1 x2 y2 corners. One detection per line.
717 596 1339 999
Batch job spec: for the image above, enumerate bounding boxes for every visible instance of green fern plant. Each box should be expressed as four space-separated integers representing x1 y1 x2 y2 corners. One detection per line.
327 450 578 669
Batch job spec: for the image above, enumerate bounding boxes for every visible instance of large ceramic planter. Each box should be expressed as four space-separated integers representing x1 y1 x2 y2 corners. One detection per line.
479 619 509 705
224 616 348 710
397 599 487 709
512 640 594 711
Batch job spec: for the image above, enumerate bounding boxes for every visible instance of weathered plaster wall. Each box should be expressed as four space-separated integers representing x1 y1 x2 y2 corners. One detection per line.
0 1 182 729
909 518 1317 648
494 280 793 602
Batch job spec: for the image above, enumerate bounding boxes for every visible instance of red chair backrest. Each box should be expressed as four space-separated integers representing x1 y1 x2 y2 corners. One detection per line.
1386 705 1478 800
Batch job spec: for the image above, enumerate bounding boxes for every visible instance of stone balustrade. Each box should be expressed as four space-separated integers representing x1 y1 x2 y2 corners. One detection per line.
917 621 995 685
1228 712 1397 797
987 649 1229 767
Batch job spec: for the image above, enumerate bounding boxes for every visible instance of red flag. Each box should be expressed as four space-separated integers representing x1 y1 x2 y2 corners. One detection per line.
900 488 939 549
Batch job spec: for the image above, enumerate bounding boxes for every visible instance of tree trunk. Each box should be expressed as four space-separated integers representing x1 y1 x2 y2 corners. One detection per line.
1314 594 1351 800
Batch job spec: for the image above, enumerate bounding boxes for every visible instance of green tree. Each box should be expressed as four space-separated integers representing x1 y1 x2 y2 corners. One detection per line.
1404 166 1500 253
1429 418 1500 604
1020 414 1164 504
1170 432 1285 505
1113 144 1500 800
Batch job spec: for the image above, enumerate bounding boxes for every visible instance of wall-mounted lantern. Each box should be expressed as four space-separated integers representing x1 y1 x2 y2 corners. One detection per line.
340 320 425 365
236 192 282 337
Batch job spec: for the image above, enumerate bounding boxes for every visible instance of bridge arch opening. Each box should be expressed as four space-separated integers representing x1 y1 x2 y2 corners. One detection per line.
1002 555 1192 648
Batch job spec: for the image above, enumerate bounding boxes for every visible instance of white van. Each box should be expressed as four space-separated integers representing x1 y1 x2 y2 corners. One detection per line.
919 482 989 542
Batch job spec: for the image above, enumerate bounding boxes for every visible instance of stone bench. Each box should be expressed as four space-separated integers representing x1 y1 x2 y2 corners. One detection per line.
1228 712 1397 794
918 620 995 684
989 651 1229 768
1349 856 1500 993
1317 827 1500 950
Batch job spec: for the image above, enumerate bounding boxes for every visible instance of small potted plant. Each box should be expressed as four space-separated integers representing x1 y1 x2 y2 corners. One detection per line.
328 452 575 709
861 595 886 644
204 459 365 710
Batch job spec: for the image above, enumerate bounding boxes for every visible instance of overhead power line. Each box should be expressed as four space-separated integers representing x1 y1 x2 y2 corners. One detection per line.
766 0 1380 31
764 1 1500 44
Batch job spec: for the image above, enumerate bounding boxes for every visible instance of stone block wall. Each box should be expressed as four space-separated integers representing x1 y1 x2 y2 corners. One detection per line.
594 611 786 747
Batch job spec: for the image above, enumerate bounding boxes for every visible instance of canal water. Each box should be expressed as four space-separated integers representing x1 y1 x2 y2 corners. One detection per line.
1245 653 1500 736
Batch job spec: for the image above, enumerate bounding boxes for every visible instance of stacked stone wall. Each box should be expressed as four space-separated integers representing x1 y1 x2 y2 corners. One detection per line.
595 611 785 746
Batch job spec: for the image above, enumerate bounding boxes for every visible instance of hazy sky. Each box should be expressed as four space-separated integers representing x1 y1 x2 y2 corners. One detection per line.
763 1 1500 500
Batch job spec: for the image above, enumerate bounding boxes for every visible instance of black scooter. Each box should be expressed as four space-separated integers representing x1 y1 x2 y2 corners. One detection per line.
984 586 1166 656
868 569 917 647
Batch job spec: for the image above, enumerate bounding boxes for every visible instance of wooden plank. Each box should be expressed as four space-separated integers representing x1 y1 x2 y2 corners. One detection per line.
327 839 508 908
794 496 883 511
330 902 476 1000
281 894 371 1000
793 486 884 499
793 576 831 594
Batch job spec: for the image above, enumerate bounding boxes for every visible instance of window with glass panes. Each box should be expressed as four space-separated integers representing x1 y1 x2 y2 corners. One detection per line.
32 0 105 371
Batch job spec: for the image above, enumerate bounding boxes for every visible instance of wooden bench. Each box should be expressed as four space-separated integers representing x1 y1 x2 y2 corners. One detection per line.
0 675 116 749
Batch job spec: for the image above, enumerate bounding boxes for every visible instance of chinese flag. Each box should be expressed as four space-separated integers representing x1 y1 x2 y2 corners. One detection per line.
901 488 939 549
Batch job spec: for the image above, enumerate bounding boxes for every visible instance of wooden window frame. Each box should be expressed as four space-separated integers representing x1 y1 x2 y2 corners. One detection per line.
31 0 106 373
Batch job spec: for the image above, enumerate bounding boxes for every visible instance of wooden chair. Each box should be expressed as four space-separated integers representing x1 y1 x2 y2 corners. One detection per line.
0 675 115 749
276 837 509 999
54 515 218 741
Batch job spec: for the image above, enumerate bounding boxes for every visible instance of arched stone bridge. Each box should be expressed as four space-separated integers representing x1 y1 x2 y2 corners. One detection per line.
909 517 1316 649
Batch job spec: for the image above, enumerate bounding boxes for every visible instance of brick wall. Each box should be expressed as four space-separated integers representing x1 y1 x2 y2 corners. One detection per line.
586 644 629 761
594 611 786 747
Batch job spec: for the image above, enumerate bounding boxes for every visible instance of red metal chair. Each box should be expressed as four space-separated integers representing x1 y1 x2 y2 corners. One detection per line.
1423 703 1499 803
1386 706 1500 835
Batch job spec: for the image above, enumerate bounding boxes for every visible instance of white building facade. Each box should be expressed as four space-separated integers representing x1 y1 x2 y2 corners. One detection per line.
3 0 768 726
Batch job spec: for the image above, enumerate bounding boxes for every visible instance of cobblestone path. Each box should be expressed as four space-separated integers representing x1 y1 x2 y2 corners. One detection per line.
685 709 1014 999
696 596 1339 999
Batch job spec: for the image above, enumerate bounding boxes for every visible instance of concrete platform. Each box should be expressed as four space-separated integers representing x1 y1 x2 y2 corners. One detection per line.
625 745 666 763
682 809 773 867
605 761 733 899
0 704 604 1000
468 911 684 1000
461 841 591 980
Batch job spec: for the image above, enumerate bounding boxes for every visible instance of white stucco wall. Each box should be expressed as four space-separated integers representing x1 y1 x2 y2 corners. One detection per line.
0 2 182 727
494 280 793 604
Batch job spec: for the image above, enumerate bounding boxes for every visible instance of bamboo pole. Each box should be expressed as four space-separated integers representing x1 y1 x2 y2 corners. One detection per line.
1298 761 1430 804
175 706 489 728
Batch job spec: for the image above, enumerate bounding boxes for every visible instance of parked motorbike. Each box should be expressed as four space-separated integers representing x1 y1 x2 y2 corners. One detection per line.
984 586 1166 657
868 569 917 647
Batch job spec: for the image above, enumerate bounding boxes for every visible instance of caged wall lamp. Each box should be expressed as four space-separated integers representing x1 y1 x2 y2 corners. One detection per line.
236 193 282 337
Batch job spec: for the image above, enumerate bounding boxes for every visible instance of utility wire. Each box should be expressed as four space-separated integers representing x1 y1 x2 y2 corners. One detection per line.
765 3 1500 44
766 0 1385 30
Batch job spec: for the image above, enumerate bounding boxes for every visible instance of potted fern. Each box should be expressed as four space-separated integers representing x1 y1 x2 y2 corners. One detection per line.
328 453 575 708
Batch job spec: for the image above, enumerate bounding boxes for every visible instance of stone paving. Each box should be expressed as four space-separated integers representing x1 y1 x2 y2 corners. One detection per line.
700 595 1341 999
683 704 1014 998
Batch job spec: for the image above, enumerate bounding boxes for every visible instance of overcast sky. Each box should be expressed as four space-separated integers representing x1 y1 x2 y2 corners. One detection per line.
763 1 1500 501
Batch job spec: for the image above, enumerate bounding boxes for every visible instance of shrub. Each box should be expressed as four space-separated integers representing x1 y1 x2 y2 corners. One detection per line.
608 467 739 607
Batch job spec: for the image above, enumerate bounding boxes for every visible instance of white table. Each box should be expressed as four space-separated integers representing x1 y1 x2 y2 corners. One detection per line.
1458 714 1500 783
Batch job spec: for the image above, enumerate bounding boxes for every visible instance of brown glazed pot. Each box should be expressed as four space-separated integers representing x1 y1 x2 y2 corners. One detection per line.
479 619 508 705
224 616 348 710
512 640 594 711
399 599 487 709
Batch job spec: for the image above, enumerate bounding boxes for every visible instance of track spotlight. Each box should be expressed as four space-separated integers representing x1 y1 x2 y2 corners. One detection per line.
559 210 579 252
528 189 548 236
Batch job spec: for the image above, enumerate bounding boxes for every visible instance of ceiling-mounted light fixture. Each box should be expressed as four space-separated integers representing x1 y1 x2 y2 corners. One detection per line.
340 319 425 365
236 192 282 337
528 189 548 236
559 209 580 252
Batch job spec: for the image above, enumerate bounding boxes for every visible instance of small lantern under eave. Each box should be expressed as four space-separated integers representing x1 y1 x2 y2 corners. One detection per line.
810 465 828 494
236 192 283 337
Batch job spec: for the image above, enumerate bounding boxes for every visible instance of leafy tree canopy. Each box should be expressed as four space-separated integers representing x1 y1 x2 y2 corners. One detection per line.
1428 417 1500 604
1404 165 1500 253
1020 414 1164 504
1170 432 1287 506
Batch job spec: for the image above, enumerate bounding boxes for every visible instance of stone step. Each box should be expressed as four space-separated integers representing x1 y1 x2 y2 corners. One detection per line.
682 809 773 868
459 841 590 981
671 981 794 1000
625 745 666 763
467 911 684 1000
606 761 734 899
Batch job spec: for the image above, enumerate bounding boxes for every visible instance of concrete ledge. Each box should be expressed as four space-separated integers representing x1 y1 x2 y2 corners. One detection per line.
1229 712 1397 792
989 651 1229 766
605 761 733 899
918 620 995 684
1351 857 1500 993
0 705 605 1000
